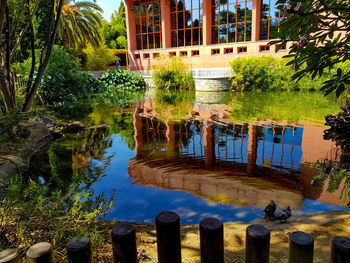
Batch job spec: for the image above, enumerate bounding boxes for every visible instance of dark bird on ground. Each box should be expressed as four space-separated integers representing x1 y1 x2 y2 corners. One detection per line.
275 206 292 222
263 200 276 219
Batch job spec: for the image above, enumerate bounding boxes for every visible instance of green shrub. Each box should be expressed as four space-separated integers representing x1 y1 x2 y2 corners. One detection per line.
152 57 195 90
100 69 146 91
84 44 118 71
229 56 331 91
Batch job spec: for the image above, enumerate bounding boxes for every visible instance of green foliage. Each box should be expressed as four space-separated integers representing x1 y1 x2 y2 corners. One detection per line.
100 69 146 91
230 56 331 91
0 175 113 253
273 0 350 97
84 44 118 71
102 2 127 49
152 57 195 90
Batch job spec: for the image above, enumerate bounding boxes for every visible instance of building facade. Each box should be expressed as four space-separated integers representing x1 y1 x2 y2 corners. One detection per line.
125 0 294 71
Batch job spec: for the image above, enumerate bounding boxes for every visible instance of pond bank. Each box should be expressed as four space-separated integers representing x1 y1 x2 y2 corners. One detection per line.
96 209 350 263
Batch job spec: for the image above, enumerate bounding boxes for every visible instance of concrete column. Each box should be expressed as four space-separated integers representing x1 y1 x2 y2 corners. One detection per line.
161 0 172 48
247 124 257 175
252 0 261 42
203 124 215 167
202 0 212 45
125 0 137 51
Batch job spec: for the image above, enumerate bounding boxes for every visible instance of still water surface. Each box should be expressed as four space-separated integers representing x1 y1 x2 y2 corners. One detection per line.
28 90 349 223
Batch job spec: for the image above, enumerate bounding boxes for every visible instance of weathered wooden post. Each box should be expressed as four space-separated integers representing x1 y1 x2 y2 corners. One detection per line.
111 224 137 263
155 211 181 263
245 224 270 263
26 242 54 263
288 231 314 263
331 236 350 263
200 217 224 263
0 248 21 263
66 236 92 263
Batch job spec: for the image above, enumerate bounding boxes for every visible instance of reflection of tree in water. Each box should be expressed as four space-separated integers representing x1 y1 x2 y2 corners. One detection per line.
27 126 114 193
312 128 350 207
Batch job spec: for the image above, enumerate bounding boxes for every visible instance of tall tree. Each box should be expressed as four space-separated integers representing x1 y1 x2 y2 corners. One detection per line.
59 0 103 48
0 0 65 112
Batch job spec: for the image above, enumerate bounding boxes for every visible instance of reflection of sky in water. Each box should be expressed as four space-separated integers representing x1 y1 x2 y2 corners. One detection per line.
90 134 347 224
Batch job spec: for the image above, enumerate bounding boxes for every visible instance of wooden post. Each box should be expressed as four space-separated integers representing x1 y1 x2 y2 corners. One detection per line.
0 248 21 263
245 224 270 263
66 236 92 263
155 211 181 263
26 242 54 263
331 236 350 263
200 217 224 263
111 224 137 263
288 231 314 263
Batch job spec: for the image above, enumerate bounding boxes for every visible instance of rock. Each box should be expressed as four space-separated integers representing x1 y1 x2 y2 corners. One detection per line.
66 121 86 133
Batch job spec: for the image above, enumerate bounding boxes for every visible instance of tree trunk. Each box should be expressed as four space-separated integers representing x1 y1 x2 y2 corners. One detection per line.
21 0 64 112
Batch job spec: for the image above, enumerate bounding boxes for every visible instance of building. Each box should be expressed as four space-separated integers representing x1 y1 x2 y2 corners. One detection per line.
125 0 293 72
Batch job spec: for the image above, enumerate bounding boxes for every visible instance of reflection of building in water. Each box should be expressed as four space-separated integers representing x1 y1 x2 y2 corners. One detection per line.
130 101 344 209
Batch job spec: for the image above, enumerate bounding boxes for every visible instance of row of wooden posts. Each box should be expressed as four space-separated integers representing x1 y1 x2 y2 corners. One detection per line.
1 211 350 263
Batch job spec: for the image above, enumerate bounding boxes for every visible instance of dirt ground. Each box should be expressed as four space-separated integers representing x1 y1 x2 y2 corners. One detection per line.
97 209 350 263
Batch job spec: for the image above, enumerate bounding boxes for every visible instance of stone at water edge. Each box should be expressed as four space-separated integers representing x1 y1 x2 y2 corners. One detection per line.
66 121 86 133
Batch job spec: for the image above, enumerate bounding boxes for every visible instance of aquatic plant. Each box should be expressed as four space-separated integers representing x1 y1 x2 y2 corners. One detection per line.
100 69 146 91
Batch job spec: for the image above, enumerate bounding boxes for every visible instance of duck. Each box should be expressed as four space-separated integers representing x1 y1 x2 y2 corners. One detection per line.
275 206 292 222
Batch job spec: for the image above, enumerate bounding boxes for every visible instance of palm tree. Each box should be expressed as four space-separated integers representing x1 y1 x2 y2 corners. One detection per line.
59 0 103 48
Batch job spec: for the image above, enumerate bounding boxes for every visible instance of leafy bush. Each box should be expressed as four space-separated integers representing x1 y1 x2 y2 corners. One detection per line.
100 69 146 91
230 56 331 91
84 44 118 71
152 57 195 90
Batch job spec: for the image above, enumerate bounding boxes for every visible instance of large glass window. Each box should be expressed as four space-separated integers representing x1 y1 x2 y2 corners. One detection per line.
135 0 162 50
212 0 252 44
260 0 286 40
170 0 203 47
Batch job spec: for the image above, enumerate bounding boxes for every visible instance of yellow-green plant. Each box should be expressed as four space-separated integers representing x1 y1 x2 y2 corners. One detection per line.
84 44 118 71
152 57 195 90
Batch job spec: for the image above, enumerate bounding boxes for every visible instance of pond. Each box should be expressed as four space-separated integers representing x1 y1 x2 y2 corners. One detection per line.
27 90 350 223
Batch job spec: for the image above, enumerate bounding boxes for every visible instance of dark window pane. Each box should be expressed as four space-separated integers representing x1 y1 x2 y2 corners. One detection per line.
193 0 199 9
246 1 252 21
171 13 177 29
261 0 269 19
228 4 236 24
137 35 142 49
269 19 278 39
171 0 177 11
212 7 219 25
212 26 219 44
148 16 154 32
177 0 184 10
260 20 268 40
213 0 219 6
237 23 244 42
135 3 140 17
148 33 154 49
136 18 141 34
185 29 191 46
185 11 191 28
220 0 227 4
220 4 227 25
154 16 160 31
236 3 245 22
193 28 199 45
185 0 191 10
200 28 203 44
141 17 147 33
171 30 178 47
246 22 252 41
178 12 184 29
155 33 161 48
154 2 160 15
143 34 148 49
220 25 227 43
141 3 146 16
193 9 200 27
228 23 236 42
178 30 185 46
147 1 153 16
200 9 203 26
